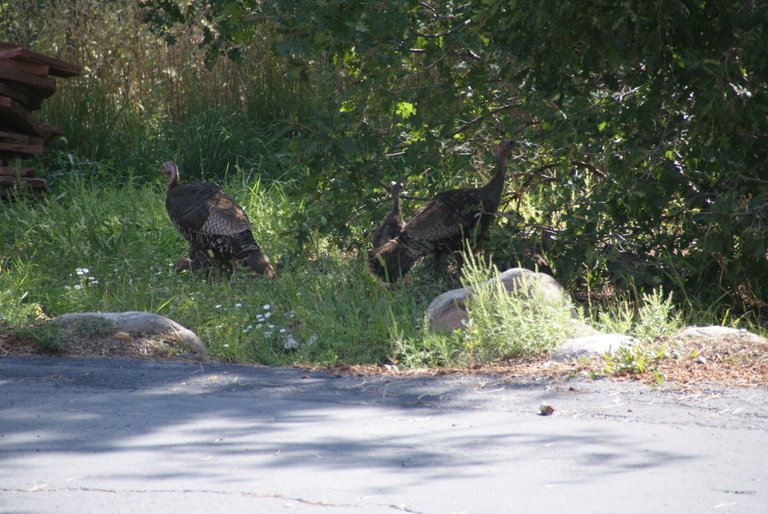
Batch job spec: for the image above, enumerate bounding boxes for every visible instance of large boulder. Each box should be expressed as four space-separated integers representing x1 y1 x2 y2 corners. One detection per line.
50 311 206 357
426 268 580 333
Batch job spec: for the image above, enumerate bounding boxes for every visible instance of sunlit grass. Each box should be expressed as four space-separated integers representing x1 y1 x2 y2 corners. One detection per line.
0 175 436 366
1 173 757 369
1 168 762 369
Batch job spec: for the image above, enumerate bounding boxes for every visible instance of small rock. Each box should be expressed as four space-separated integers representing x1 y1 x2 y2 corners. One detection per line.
677 326 767 343
553 333 637 361
113 331 132 341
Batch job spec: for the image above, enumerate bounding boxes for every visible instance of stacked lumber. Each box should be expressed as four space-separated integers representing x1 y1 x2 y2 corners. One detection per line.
0 42 81 195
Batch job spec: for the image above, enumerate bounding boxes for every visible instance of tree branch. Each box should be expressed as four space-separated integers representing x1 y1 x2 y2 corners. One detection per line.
412 18 471 39
528 160 607 180
451 103 520 137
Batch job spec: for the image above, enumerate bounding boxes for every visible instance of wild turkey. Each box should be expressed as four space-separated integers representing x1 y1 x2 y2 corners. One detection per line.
370 181 405 250
369 139 518 282
162 161 275 280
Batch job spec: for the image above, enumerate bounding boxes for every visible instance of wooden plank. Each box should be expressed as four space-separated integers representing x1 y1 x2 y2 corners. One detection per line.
0 43 81 78
0 131 45 146
0 65 56 98
0 130 29 144
36 123 63 143
0 166 34 177
0 58 49 77
0 175 47 189
0 139 44 155
0 83 31 105
0 96 45 137
0 83 43 110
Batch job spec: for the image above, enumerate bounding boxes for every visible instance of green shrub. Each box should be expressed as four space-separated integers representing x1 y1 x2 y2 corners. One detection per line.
600 287 683 382
460 254 576 364
395 253 577 368
597 288 681 343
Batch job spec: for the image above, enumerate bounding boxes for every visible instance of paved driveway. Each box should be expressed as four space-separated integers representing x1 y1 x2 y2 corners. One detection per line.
1 356 766 513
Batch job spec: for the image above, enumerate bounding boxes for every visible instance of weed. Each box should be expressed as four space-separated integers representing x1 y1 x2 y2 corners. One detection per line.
598 288 683 382
595 287 681 342
14 324 68 354
395 252 578 368
602 341 671 384
459 252 576 364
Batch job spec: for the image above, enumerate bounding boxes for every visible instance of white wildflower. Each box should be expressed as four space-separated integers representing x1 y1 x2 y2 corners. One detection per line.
263 304 271 310
283 335 299 350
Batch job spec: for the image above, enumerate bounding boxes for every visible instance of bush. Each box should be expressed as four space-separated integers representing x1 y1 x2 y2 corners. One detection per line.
395 253 577 368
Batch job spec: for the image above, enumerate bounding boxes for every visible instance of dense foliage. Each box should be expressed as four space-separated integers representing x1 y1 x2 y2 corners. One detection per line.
139 0 768 313
2 0 766 320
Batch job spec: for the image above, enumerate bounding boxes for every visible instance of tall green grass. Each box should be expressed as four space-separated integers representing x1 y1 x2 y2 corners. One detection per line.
2 0 318 180
1 174 758 367
0 175 434 365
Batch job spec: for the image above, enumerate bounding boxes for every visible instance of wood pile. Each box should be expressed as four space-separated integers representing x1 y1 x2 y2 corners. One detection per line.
0 42 81 195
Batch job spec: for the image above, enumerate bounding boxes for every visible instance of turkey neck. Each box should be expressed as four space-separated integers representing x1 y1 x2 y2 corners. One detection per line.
484 151 509 197
392 187 401 214
166 166 179 193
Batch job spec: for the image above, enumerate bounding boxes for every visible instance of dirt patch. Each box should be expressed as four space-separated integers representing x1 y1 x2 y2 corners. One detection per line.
0 326 205 361
308 335 768 388
651 335 768 388
2 326 767 388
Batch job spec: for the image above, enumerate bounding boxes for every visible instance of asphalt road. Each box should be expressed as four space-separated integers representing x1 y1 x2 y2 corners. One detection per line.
1 356 766 514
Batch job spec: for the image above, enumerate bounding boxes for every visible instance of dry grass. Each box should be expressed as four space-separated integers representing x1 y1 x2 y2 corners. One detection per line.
331 334 768 389
0 324 203 361
5 324 765 388
651 335 768 388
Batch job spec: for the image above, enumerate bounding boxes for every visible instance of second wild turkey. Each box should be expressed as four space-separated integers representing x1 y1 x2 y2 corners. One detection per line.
162 161 275 280
369 139 518 282
370 181 405 250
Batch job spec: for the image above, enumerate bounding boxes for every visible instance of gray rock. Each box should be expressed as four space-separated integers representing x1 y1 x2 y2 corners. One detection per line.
426 268 577 332
53 311 206 355
554 333 637 361
677 325 767 343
